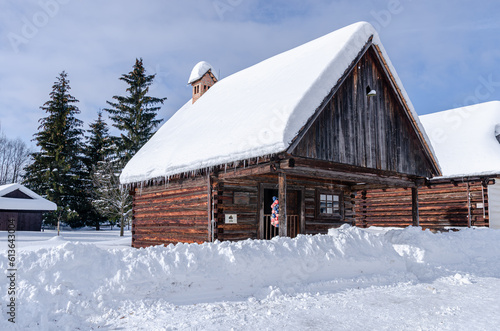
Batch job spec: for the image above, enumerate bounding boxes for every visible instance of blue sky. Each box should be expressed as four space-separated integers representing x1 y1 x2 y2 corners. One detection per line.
1 0 499 146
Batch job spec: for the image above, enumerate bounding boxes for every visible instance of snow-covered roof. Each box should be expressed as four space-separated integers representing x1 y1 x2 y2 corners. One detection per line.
0 183 57 211
187 61 218 84
420 101 500 179
121 22 435 185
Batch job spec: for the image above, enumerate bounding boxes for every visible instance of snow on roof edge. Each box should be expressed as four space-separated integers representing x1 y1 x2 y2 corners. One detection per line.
120 22 439 185
0 183 57 211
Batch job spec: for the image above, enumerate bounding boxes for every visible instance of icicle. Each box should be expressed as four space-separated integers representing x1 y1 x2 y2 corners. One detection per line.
224 163 227 173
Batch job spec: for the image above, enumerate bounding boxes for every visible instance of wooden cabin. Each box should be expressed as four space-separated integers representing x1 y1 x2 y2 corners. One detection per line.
120 22 441 248
0 183 57 231
357 101 500 230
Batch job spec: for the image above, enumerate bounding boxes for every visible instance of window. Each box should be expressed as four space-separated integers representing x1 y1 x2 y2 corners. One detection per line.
317 191 342 218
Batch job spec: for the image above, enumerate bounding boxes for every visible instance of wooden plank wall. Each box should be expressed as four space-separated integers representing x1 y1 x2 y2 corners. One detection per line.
292 46 434 178
215 175 355 240
214 179 259 241
304 187 355 235
0 211 42 231
356 182 489 230
132 177 209 248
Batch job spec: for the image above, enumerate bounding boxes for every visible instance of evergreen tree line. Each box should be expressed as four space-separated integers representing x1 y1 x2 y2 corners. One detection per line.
23 59 166 232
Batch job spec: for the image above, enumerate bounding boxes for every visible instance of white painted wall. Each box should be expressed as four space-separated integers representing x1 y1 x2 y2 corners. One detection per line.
488 182 500 229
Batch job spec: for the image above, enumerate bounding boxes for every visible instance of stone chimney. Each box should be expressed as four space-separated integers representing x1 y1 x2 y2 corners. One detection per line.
188 61 218 103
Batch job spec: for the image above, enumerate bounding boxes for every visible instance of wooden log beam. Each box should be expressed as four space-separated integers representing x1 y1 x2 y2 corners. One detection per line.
278 172 287 237
412 186 419 227
284 166 414 188
216 163 274 180
280 157 417 188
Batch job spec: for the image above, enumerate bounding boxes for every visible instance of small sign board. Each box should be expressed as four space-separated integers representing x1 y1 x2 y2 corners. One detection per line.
225 214 237 224
477 203 484 209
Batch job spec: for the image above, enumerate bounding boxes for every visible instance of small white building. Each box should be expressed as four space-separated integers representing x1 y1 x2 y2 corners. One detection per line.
0 183 57 231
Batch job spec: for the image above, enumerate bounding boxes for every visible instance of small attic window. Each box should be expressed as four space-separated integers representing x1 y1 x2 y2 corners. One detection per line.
204 85 207 91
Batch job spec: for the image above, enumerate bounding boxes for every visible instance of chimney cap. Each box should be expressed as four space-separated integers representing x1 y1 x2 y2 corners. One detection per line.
188 61 218 84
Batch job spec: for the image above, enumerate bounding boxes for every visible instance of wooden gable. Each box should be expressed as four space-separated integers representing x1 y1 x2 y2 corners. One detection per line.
290 46 436 178
3 189 32 199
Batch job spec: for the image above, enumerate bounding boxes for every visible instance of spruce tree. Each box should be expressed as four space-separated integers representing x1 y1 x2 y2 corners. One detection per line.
23 71 87 228
104 58 166 162
92 157 132 236
84 111 114 230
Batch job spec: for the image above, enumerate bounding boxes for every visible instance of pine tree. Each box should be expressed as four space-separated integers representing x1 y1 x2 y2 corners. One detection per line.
23 71 87 228
104 58 166 162
84 111 114 230
92 157 132 236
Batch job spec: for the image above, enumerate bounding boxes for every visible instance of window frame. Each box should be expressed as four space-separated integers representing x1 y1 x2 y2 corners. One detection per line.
316 190 343 219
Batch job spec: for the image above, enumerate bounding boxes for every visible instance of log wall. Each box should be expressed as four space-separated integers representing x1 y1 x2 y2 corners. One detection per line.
131 177 209 248
214 175 355 241
356 181 489 230
303 185 355 235
214 179 259 241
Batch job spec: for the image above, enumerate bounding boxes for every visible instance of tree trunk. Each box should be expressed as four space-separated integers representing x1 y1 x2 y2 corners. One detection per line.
120 215 124 236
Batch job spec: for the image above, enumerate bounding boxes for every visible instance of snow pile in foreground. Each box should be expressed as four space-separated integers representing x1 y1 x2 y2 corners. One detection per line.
1 226 500 330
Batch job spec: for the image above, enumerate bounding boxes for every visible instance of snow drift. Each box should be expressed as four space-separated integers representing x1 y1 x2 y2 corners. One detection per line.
1 226 500 329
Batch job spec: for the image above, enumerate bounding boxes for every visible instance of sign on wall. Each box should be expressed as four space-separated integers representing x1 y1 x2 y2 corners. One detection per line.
225 214 237 224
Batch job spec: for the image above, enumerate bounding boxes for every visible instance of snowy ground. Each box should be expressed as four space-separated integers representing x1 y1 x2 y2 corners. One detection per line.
1 226 500 330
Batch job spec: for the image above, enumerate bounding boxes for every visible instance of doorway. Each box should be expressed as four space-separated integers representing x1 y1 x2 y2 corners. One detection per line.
261 187 302 239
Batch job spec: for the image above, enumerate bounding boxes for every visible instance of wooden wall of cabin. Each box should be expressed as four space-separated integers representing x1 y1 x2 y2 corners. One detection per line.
292 46 435 178
131 177 209 248
213 179 259 241
355 181 489 230
215 175 355 241
302 182 355 235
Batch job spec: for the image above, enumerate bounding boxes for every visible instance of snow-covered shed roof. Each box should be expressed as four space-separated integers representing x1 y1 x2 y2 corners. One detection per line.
121 22 436 185
419 101 500 179
188 61 218 84
0 183 57 211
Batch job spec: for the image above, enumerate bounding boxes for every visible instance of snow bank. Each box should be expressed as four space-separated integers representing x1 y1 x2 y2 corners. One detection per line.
1 226 500 329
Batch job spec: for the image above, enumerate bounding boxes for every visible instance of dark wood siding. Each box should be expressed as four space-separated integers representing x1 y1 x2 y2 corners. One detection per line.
304 185 354 235
131 177 209 248
356 182 489 230
0 211 42 231
292 46 434 178
215 179 259 241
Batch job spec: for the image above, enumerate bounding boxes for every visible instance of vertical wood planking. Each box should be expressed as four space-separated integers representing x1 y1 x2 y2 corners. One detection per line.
291 46 434 178
412 186 419 226
278 172 287 237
